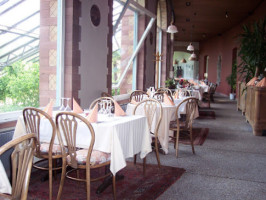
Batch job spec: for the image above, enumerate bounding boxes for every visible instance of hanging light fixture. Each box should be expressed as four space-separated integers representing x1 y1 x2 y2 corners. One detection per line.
187 25 194 51
189 52 197 61
167 0 178 34
187 43 194 51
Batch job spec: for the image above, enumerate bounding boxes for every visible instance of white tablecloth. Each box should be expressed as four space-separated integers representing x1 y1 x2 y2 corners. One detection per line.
0 161 11 194
13 114 152 175
126 98 199 154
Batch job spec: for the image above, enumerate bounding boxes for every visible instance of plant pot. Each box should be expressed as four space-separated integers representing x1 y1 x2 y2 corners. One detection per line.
229 93 235 100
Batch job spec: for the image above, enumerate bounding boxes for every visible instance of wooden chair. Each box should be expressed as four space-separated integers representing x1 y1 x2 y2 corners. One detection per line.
130 90 148 102
89 97 115 113
23 107 63 200
133 99 162 169
0 134 36 200
157 88 173 96
153 91 174 102
55 112 116 200
169 97 198 157
209 83 217 102
101 92 113 98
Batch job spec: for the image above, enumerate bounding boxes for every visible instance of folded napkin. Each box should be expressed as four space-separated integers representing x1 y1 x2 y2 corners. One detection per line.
43 100 54 117
163 93 175 106
174 91 179 99
147 89 151 97
246 77 257 86
73 98 83 114
114 101 126 116
256 77 266 87
200 81 207 86
131 99 138 105
86 104 98 123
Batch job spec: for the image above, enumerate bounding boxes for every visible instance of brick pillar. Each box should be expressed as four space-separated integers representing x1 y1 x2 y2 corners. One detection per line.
64 0 81 106
39 0 58 106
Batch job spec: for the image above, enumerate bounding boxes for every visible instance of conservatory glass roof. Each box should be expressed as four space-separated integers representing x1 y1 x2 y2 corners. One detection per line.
0 0 40 70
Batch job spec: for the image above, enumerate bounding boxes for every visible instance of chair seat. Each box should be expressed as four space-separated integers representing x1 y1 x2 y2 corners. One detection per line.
169 120 186 129
40 142 63 155
0 193 11 200
67 149 111 166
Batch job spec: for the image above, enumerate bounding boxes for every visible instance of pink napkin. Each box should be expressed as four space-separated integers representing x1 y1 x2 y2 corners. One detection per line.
246 77 257 86
147 89 151 97
174 91 179 99
164 93 175 106
73 98 83 114
86 104 98 123
114 101 126 116
131 99 138 105
256 78 266 87
43 100 54 117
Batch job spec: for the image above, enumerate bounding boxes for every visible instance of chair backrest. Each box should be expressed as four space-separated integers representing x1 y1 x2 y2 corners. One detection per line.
101 92 113 98
23 107 57 157
55 112 95 169
89 97 115 114
209 83 217 94
132 99 162 137
0 134 36 200
175 97 198 129
153 91 164 102
157 88 173 96
130 90 148 102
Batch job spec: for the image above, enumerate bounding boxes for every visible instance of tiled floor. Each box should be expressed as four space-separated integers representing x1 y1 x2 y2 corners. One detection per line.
141 94 266 200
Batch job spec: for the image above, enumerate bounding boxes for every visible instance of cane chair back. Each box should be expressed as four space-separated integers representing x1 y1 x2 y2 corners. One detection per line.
55 112 116 200
101 92 113 98
89 97 115 114
157 88 173 96
153 91 164 102
0 134 36 200
130 90 148 102
169 97 198 157
133 99 162 168
23 107 62 200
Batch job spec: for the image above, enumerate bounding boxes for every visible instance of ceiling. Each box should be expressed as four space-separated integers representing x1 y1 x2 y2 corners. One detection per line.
171 0 264 42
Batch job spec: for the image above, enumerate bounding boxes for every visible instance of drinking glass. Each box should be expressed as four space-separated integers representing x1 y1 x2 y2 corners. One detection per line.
64 98 71 111
59 98 65 111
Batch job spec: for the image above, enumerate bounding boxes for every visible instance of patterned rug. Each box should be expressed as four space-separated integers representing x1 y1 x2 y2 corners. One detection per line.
198 110 216 119
28 162 185 200
179 128 209 145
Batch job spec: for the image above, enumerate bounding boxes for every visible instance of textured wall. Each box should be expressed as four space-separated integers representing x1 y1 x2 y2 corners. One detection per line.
199 1 266 95
79 0 112 108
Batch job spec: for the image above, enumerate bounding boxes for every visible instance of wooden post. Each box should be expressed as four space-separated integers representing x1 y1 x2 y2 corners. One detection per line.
155 52 162 89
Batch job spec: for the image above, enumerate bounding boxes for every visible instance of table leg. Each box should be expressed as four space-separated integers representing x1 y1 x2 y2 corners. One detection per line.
96 173 124 194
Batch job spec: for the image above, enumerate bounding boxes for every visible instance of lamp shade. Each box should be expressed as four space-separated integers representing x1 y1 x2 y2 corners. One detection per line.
167 24 178 33
187 43 194 51
191 52 197 59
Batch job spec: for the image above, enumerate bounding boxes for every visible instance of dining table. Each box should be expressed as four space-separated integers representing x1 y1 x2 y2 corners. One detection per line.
126 96 199 154
13 112 152 176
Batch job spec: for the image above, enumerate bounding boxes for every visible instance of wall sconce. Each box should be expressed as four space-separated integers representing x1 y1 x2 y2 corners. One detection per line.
204 73 208 79
167 0 178 34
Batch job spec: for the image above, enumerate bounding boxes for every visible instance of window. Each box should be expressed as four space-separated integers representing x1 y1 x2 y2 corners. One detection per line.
112 0 156 95
0 0 40 113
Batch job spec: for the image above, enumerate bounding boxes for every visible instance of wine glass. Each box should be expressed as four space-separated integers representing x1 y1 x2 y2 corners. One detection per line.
64 98 71 111
59 98 65 111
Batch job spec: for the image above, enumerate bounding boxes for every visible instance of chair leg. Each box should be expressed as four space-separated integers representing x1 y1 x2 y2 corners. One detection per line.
112 175 116 200
86 169 90 200
143 157 146 175
56 159 66 200
154 138 161 168
175 131 180 157
134 155 137 164
190 129 195 154
49 158 53 200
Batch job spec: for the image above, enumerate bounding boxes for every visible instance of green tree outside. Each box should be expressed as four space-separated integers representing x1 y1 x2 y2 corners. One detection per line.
0 61 39 112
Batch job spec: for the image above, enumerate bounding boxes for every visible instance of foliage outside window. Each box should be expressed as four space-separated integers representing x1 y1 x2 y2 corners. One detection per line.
0 61 39 112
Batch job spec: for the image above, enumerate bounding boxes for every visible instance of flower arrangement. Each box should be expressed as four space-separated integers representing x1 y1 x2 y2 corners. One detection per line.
177 79 190 87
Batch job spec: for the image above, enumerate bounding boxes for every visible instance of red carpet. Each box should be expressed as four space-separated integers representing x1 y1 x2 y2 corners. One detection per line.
179 128 209 145
28 162 185 200
198 110 216 119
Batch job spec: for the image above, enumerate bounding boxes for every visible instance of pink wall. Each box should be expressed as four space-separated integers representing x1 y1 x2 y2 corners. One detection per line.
199 1 266 95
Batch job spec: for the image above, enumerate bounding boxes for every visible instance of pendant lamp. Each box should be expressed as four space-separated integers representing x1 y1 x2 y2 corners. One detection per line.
187 43 194 51
180 58 187 63
167 0 178 34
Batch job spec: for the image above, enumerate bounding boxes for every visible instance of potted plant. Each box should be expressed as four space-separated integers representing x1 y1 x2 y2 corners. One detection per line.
238 17 266 82
165 78 176 89
226 63 237 100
